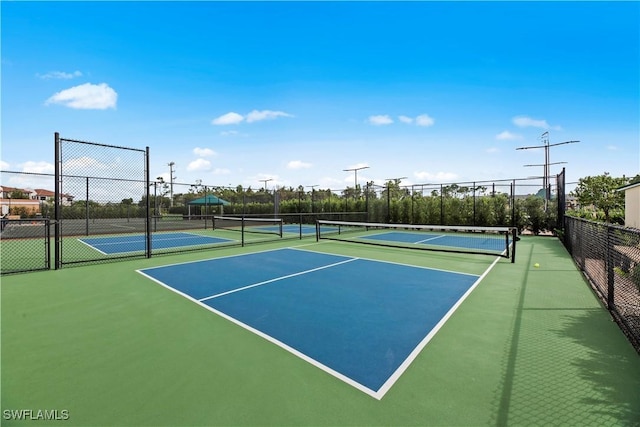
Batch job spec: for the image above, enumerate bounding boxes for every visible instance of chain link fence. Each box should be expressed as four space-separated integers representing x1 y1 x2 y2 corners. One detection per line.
564 216 640 352
0 218 51 274
55 134 150 266
3 146 567 274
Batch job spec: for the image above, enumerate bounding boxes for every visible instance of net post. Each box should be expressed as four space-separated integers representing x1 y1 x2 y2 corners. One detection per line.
85 177 90 236
241 216 245 246
316 220 320 242
278 219 283 238
299 214 303 240
505 229 510 260
511 228 517 263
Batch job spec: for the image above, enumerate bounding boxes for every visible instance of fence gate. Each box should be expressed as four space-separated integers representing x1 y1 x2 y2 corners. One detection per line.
54 132 149 268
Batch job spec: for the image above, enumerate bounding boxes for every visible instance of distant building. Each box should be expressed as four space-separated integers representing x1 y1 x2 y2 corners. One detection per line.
0 186 74 216
618 181 640 229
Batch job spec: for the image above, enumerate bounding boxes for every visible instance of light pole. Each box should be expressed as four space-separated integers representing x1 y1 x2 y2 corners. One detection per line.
154 177 164 216
343 166 369 191
259 178 273 191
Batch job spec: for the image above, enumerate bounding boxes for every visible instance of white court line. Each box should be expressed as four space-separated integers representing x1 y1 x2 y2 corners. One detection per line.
136 265 382 399
76 238 109 255
80 233 230 250
198 258 358 302
414 234 446 244
137 247 502 400
288 246 480 277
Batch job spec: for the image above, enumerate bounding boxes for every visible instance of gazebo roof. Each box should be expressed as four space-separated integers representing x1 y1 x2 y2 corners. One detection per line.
187 195 230 206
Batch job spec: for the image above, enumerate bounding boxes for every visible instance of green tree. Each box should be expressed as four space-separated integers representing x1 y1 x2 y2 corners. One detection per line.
571 172 628 223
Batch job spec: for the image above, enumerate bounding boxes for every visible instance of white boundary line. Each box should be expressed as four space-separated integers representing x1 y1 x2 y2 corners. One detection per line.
414 234 446 244
288 246 480 277
79 232 234 255
76 238 109 255
136 247 501 400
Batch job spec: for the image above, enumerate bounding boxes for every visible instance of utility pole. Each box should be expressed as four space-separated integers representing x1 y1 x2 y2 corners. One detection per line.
517 132 579 203
259 178 273 191
168 162 176 208
343 166 369 193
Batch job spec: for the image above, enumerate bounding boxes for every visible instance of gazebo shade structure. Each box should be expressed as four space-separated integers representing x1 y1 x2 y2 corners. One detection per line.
187 195 230 216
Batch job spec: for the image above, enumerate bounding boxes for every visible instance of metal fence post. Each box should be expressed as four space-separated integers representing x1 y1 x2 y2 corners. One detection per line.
54 132 61 270
606 225 614 308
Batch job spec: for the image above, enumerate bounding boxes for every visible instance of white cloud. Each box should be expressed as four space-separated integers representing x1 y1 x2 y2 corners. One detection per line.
212 110 293 125
486 147 500 153
413 171 458 182
193 147 216 157
368 115 393 126
45 83 117 109
1 160 10 169
212 168 231 175
245 110 293 123
396 114 434 126
21 161 55 174
496 130 523 141
512 116 551 129
186 158 211 172
212 112 244 125
287 160 312 170
415 114 435 127
607 145 618 151
220 130 239 136
512 116 563 131
38 70 83 80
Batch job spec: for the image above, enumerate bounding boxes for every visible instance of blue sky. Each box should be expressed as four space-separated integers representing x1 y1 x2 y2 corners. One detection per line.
2 1 638 195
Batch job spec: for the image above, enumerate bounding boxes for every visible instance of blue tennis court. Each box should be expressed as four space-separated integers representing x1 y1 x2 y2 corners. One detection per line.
362 231 507 253
137 247 482 398
254 224 338 235
249 224 317 234
79 232 234 255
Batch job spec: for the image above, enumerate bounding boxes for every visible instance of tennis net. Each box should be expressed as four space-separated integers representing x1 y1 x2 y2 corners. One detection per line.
316 220 517 262
213 216 283 238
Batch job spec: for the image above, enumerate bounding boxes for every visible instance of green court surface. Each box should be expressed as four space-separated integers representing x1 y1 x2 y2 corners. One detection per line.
1 236 639 426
